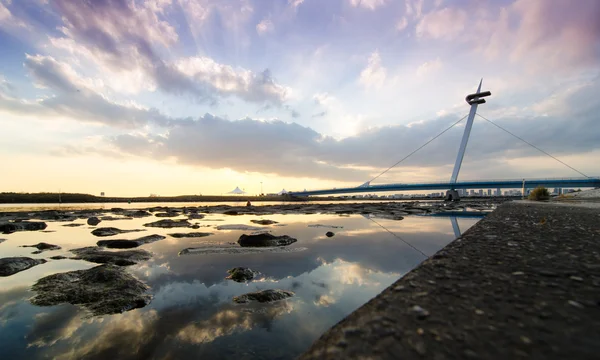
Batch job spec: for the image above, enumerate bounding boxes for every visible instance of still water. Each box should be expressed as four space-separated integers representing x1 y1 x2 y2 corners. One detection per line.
0 209 480 359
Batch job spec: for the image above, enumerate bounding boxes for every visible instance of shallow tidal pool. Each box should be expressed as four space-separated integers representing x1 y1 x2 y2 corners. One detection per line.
0 209 480 359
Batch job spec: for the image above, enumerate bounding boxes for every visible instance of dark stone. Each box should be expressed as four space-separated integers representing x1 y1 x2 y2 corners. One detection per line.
0 238 5 244
326 231 335 237
233 289 294 304
30 264 151 316
154 212 180 218
122 210 152 218
49 255 68 260
0 257 46 277
70 247 151 266
143 219 192 228
0 221 47 234
238 233 297 247
226 267 257 282
168 232 213 238
224 210 240 215
96 234 166 249
91 227 145 237
87 216 102 226
21 242 61 254
62 223 84 227
188 213 205 220
250 219 279 225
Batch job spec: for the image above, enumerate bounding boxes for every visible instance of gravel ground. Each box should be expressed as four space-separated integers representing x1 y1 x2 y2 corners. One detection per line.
562 188 600 199
300 202 600 360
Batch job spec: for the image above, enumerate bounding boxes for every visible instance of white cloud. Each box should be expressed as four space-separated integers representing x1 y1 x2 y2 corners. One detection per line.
416 57 442 77
289 0 304 9
416 7 467 39
349 0 387 10
256 18 274 35
359 51 387 89
405 0 424 19
396 16 408 31
175 57 289 104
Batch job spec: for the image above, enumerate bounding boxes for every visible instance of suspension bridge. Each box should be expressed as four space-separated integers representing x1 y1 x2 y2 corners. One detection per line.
289 80 600 199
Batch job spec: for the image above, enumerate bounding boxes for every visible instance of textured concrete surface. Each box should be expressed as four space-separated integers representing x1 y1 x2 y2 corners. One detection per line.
300 202 600 359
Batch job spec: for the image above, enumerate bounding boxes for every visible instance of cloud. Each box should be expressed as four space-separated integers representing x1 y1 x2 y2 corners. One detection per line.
312 111 327 118
416 0 600 71
416 7 467 39
359 51 386 89
256 18 274 35
416 57 442 77
289 0 304 9
106 76 600 182
12 54 170 128
405 0 424 19
396 16 408 31
45 0 289 105
175 58 289 104
349 0 387 10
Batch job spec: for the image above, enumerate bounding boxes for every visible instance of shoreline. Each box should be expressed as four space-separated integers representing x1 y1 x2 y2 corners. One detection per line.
0 192 521 204
300 201 600 359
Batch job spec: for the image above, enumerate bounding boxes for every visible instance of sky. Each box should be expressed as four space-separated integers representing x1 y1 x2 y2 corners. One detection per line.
0 0 599 196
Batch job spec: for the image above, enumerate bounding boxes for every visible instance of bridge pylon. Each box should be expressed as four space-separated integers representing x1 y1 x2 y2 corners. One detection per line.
445 79 491 201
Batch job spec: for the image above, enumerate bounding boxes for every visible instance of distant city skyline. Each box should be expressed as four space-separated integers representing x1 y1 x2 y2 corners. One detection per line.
1 0 598 196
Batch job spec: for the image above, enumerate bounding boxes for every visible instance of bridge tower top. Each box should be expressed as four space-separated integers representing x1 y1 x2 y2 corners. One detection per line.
450 79 491 184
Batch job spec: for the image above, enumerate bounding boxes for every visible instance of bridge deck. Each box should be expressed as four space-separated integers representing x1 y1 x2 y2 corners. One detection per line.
290 178 600 196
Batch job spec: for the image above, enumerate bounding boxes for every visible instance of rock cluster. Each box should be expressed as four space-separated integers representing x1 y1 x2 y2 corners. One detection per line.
96 234 166 249
233 289 294 304
30 264 151 316
0 257 46 277
238 233 297 247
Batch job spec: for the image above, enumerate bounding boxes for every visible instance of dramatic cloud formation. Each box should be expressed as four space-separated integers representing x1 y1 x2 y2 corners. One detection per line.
0 0 598 194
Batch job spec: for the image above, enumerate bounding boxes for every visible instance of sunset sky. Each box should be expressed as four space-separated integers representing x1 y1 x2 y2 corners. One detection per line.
0 0 598 196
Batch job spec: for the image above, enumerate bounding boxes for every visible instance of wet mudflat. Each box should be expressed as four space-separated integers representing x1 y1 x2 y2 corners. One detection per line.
0 202 486 359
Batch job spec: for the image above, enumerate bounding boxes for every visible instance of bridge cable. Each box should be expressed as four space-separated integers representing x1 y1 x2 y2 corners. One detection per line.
365 215 429 258
368 114 469 184
476 113 590 178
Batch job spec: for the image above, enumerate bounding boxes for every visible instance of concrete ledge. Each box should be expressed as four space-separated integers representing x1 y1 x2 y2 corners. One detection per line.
300 202 600 359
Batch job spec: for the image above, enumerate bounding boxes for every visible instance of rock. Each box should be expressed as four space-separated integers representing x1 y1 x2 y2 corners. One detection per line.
179 246 307 255
188 213 205 220
96 234 166 249
216 224 265 231
326 231 335 237
62 223 84 227
411 305 430 319
233 289 294 304
0 238 5 244
250 219 279 225
91 227 145 237
226 267 258 282
0 221 47 234
121 210 152 218
87 217 101 226
49 255 68 260
168 232 213 238
308 224 343 229
21 242 62 254
154 212 180 218
70 247 151 266
143 219 192 228
100 216 133 221
238 233 297 247
0 257 46 277
224 210 240 215
30 264 151 316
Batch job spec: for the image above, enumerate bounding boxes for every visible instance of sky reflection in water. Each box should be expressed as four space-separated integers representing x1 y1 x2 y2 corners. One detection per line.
0 210 480 359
